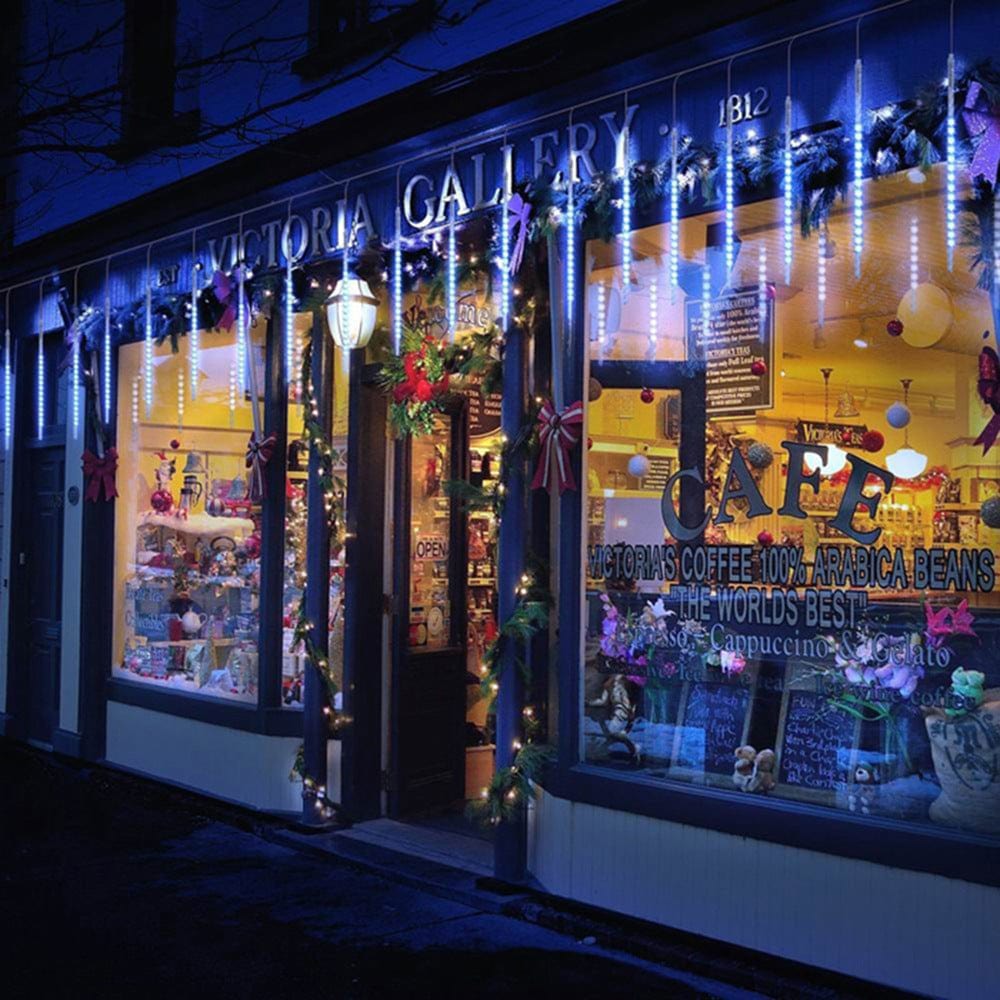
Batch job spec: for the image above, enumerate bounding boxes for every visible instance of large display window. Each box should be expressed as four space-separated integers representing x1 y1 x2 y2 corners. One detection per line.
581 165 1000 839
113 324 266 702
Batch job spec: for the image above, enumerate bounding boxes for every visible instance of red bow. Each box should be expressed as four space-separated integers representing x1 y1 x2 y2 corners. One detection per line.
82 448 119 502
246 431 277 502
531 399 584 494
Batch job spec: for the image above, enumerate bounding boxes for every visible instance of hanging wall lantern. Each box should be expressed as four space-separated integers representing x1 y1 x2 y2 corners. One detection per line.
325 275 379 351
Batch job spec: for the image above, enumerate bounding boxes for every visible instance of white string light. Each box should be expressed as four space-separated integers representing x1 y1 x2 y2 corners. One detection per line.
144 248 153 417
648 276 658 357
236 246 247 397
566 159 575 334
103 258 112 423
393 202 403 352
702 255 712 308
4 291 12 451
447 160 457 342
177 365 185 432
597 281 607 359
994 196 1000 301
37 280 45 439
758 244 768 337
131 374 140 428
191 232 200 401
670 126 680 302
784 86 794 284
724 63 735 280
910 216 919 307
285 205 296 390
853 42 864 277
229 363 237 428
620 119 632 299
817 227 827 326
341 186 351 372
500 144 511 330
71 270 80 439
946 49 957 271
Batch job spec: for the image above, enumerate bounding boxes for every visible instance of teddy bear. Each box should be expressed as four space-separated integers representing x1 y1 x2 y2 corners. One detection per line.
733 745 757 791
748 748 776 793
847 761 877 815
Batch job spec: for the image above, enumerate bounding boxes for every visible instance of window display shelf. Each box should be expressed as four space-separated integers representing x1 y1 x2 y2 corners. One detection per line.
138 511 256 536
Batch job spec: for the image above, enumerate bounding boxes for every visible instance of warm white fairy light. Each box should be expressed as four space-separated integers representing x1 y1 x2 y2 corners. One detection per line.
648 276 658 356
393 205 403 351
946 53 957 271
853 56 864 277
817 227 827 326
236 262 247 396
177 365 185 432
910 216 919 306
37 283 45 439
447 199 457 341
724 117 735 279
596 281 607 358
758 244 768 336
131 374 140 427
190 256 200 401
229 363 237 428
784 95 794 284
620 126 632 298
144 269 153 417
103 260 112 422
670 129 680 301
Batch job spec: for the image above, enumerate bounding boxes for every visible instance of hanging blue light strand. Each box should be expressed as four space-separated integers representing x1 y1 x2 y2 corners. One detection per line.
393 197 403 352
853 37 864 277
37 280 45 438
191 231 200 401
341 187 352 373
284 205 295 389
447 182 457 342
236 219 247 397
784 44 794 285
103 258 112 423
71 269 80 439
144 247 154 417
670 125 680 302
758 244 768 338
724 63 735 280
620 114 632 299
946 40 957 271
4 291 11 451
566 137 576 334
500 143 511 331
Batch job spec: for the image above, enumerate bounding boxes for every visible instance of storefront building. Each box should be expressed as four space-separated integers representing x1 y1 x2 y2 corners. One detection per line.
3 2 1000 995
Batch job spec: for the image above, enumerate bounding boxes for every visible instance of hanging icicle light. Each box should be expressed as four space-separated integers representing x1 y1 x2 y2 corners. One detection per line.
131 375 140 428
946 51 957 271
229 363 237 428
144 256 153 418
670 127 680 301
393 204 404 352
724 68 735 280
648 276 658 356
103 259 112 424
702 253 712 307
236 259 247 395
71 273 81 440
177 366 185 432
37 281 45 439
191 247 201 402
597 281 607 358
285 241 295 390
817 227 827 326
566 152 576 332
758 244 768 337
994 195 1000 298
910 216 920 307
853 48 864 277
784 93 794 284
620 123 632 298
500 148 511 331
4 292 12 451
447 194 457 342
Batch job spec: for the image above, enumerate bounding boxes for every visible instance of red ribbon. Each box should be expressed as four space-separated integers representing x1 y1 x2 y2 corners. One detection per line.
82 448 119 502
531 399 584 494
246 431 277 502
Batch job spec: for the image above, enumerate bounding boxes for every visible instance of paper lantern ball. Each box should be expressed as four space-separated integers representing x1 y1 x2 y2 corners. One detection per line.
640 387 655 404
757 530 774 547
588 377 603 402
981 496 1000 529
747 442 774 469
861 429 885 452
628 453 651 478
896 283 953 348
886 402 911 429
751 359 768 376
886 318 904 338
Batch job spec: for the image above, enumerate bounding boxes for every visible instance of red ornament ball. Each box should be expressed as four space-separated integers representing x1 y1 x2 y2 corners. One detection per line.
750 360 767 377
587 437 593 450
757 530 774 547
861 429 885 452
640 387 655 404
886 318 904 337
840 429 853 445
170 439 181 450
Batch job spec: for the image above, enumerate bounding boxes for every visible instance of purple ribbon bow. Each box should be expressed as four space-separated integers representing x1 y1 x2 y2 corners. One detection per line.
963 81 1000 186
507 193 532 276
212 269 239 332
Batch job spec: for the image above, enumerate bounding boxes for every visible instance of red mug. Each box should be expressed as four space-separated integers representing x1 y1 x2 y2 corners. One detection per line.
167 616 184 641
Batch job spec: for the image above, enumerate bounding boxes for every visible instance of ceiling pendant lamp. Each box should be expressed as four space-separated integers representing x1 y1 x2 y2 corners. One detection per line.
803 367 848 477
885 378 928 479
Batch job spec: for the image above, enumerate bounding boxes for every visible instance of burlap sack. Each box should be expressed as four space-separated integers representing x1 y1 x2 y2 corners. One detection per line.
923 690 1000 834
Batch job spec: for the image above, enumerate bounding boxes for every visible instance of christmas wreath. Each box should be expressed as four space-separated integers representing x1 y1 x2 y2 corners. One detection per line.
380 327 454 436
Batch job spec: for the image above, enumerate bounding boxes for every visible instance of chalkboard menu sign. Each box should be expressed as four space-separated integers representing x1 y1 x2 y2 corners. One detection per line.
673 681 753 775
460 372 502 439
685 285 774 416
777 691 858 793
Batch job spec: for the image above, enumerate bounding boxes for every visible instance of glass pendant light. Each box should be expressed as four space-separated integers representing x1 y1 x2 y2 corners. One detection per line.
886 378 928 479
803 367 848 476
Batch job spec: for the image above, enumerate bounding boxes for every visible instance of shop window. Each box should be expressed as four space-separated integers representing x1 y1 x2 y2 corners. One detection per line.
581 164 1000 840
113 324 265 702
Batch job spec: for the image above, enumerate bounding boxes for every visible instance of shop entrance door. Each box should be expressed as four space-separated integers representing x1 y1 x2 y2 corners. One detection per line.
389 401 469 816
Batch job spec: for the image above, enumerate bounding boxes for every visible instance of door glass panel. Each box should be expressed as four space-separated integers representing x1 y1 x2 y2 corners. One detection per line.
409 415 452 651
